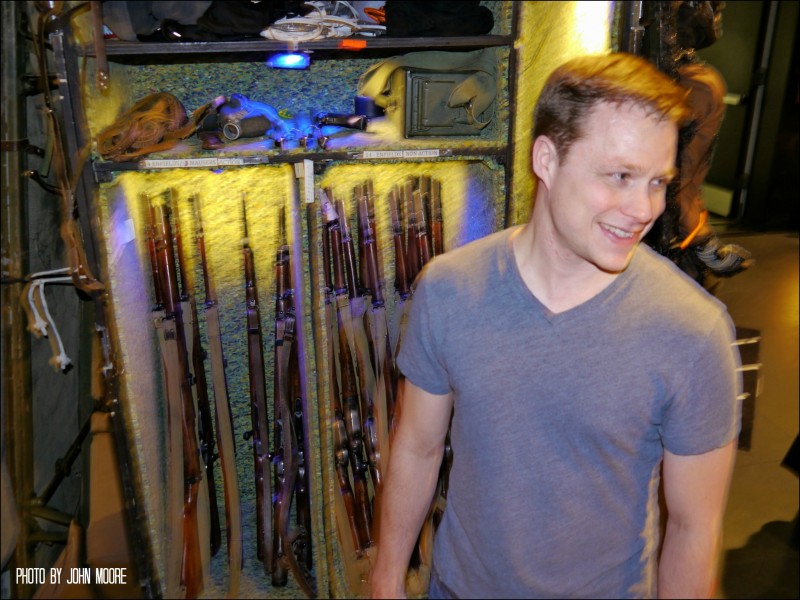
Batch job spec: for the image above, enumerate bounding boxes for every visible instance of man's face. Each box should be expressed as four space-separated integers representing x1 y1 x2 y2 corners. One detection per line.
539 101 678 275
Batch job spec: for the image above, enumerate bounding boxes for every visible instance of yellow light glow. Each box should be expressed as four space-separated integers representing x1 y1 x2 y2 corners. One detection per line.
573 1 612 54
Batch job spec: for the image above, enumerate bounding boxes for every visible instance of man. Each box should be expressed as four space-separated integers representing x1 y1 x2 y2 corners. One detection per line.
370 53 741 599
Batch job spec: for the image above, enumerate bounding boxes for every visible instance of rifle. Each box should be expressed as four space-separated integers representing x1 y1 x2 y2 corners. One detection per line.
142 194 184 598
280 207 312 561
416 176 433 268
387 185 411 365
271 206 317 597
169 189 221 559
337 197 383 493
357 183 396 438
241 197 272 574
403 179 420 285
290 334 313 572
430 178 444 258
321 198 368 556
387 187 411 302
143 195 164 310
192 194 243 598
285 208 312 576
152 198 206 598
322 191 373 552
271 207 291 587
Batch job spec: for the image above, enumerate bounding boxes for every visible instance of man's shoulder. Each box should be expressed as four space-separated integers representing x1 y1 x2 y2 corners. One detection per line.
422 227 514 282
633 245 729 319
411 227 516 310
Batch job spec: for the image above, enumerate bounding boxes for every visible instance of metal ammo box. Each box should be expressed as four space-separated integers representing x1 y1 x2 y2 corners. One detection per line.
389 68 489 137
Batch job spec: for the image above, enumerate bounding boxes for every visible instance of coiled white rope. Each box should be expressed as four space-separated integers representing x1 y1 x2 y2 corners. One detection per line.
22 268 78 373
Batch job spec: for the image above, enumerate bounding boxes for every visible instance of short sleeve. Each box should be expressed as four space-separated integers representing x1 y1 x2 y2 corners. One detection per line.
396 268 452 395
661 311 742 455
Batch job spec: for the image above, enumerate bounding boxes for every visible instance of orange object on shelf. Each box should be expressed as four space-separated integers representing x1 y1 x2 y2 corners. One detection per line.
339 39 368 50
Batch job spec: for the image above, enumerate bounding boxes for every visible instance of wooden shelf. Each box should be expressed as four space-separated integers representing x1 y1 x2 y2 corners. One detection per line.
92 141 508 179
88 35 513 64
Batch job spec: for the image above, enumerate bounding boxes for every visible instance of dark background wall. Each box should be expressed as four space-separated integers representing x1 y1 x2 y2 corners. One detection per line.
698 0 799 230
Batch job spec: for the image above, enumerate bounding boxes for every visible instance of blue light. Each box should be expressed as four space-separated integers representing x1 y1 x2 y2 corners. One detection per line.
267 52 311 69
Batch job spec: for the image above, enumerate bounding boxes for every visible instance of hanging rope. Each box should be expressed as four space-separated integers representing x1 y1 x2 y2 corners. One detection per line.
20 268 80 373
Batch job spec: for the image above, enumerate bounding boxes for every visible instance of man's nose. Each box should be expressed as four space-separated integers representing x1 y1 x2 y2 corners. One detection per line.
623 185 661 224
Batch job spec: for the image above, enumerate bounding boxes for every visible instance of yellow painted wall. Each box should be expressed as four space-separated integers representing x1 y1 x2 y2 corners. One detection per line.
510 1 611 225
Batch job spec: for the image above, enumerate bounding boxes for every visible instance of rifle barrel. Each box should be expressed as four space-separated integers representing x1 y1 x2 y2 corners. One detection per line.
242 198 272 573
170 189 222 558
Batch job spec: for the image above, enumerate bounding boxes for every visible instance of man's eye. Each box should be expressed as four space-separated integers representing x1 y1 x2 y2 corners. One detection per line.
651 177 670 188
612 172 630 182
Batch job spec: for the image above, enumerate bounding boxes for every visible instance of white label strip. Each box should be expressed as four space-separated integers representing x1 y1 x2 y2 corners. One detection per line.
303 159 315 204
361 149 441 159
141 157 248 169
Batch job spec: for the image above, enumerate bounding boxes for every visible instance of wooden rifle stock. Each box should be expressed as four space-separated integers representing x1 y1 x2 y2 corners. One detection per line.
290 339 313 571
170 189 221 558
281 313 317 595
323 194 373 551
152 200 205 598
356 185 370 299
403 180 420 284
336 300 374 548
143 195 183 598
321 193 371 554
281 311 316 598
271 207 316 597
271 208 291 587
241 198 272 574
328 334 370 555
388 188 411 301
286 321 316 597
356 187 379 382
358 187 382 307
336 197 383 491
142 194 164 309
417 176 433 268
283 208 312 573
359 184 396 430
192 194 243 598
431 179 444 257
336 198 360 301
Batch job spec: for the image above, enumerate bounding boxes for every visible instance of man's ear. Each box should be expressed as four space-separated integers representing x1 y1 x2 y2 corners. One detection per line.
532 135 558 187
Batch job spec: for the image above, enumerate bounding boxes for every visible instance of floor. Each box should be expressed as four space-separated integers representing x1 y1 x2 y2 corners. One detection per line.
709 226 799 599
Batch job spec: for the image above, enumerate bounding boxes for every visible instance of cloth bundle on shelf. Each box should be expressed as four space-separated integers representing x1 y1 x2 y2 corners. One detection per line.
96 92 221 162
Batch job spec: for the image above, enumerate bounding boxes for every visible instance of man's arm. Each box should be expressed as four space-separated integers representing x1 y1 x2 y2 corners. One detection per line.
370 379 453 599
659 439 737 599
